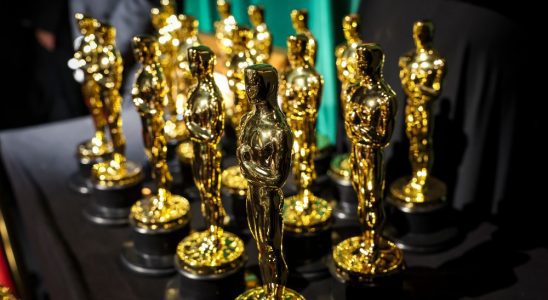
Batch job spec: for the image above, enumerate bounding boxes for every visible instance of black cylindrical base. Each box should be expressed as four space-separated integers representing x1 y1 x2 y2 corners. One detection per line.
69 154 105 195
314 146 335 178
68 171 92 195
177 160 195 195
331 180 358 222
330 275 404 300
121 220 190 276
223 190 249 235
384 198 461 253
284 228 332 280
165 263 246 300
327 256 404 300
83 181 143 226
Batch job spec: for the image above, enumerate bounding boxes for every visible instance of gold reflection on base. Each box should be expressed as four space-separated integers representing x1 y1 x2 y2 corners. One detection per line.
333 235 403 283
329 153 351 182
283 191 332 234
130 193 190 230
176 227 245 276
221 165 248 196
77 135 113 162
236 286 304 300
390 176 446 207
92 158 143 188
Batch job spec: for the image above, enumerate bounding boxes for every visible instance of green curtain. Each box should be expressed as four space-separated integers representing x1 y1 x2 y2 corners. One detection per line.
184 0 361 146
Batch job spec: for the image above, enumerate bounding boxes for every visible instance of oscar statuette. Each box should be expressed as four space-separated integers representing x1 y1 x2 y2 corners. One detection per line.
174 14 201 193
120 36 191 275
290 9 317 67
68 14 113 194
220 25 257 233
329 14 362 222
290 9 333 180
385 20 459 252
151 1 189 151
167 46 246 300
235 64 303 300
329 44 404 297
247 5 272 64
280 34 333 278
214 0 237 58
83 23 144 225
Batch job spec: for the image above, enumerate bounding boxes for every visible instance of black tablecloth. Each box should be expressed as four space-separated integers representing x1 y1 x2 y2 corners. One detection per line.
1 106 547 299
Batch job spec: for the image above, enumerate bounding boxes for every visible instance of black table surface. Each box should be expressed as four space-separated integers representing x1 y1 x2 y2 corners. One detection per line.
0 109 546 300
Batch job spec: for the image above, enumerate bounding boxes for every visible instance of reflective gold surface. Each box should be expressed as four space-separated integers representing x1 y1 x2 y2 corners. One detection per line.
151 2 189 142
176 230 245 276
237 64 299 299
90 23 142 187
335 14 362 111
221 167 248 196
0 285 16 300
390 20 447 206
247 5 272 64
290 9 316 66
177 46 245 275
129 36 190 229
72 14 113 161
214 0 237 57
280 35 332 234
176 140 194 164
226 25 256 133
332 44 404 283
221 25 257 194
236 286 304 300
330 14 363 185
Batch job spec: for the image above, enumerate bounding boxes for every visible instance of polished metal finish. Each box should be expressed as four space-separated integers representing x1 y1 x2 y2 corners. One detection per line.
176 46 245 276
129 36 190 230
90 23 143 188
236 64 303 299
71 14 113 165
151 2 192 143
291 9 316 67
221 25 257 195
330 14 363 188
332 44 404 283
236 286 304 300
390 20 447 208
214 0 237 57
280 35 332 234
247 5 272 64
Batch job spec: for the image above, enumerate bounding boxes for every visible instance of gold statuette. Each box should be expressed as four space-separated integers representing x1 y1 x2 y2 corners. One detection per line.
280 35 332 234
332 44 404 283
72 14 113 162
174 14 201 164
291 9 317 67
221 25 256 195
130 36 190 230
214 0 237 57
389 20 447 207
330 14 363 197
91 23 142 188
236 64 303 300
176 46 245 276
151 1 188 143
247 5 272 64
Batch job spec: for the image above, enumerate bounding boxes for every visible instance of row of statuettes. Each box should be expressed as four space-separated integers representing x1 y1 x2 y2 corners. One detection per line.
69 1 449 299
